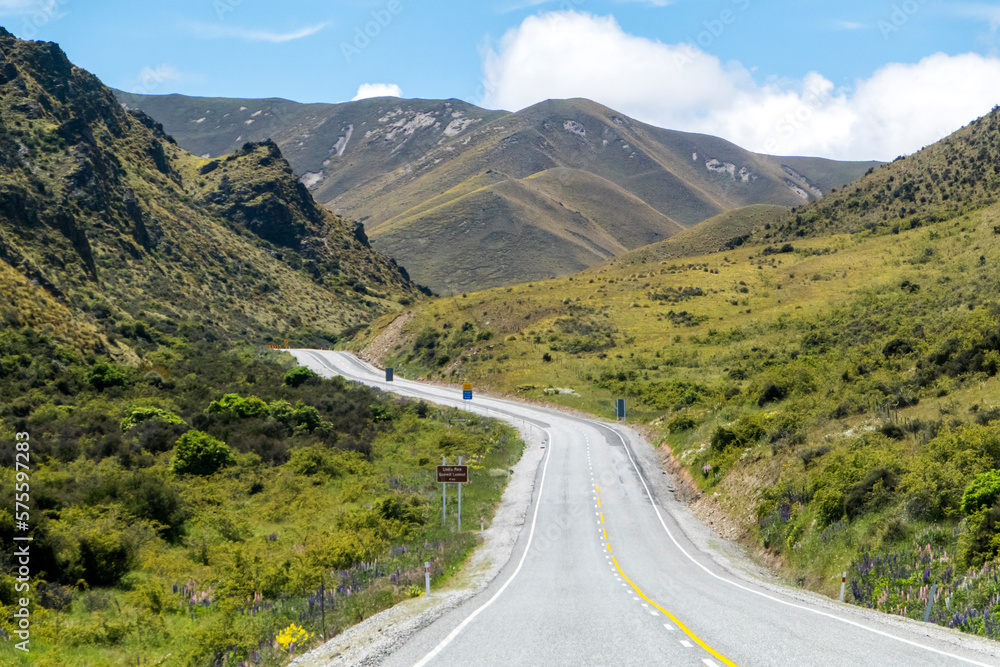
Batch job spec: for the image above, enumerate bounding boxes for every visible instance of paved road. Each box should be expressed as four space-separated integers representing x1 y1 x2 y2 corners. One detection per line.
291 349 1000 667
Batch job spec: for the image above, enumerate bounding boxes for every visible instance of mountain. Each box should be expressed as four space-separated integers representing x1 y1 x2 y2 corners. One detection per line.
115 91 880 293
0 30 421 357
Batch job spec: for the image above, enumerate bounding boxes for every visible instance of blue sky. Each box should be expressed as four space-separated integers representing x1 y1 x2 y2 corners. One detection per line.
4 0 1000 160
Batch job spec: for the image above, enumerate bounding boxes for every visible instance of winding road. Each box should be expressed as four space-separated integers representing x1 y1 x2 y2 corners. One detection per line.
290 349 1000 667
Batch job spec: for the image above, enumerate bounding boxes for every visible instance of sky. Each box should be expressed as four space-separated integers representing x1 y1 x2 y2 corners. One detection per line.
4 0 1000 161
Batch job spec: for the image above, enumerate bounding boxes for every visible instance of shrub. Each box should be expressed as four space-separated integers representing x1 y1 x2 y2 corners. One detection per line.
958 505 1000 568
757 382 788 406
283 365 319 387
171 430 235 476
86 362 128 390
844 467 898 519
667 413 696 433
120 406 186 432
961 469 1000 515
205 393 269 418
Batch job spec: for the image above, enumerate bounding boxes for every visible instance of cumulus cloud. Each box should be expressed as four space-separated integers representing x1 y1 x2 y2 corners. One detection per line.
352 83 403 101
480 11 1000 160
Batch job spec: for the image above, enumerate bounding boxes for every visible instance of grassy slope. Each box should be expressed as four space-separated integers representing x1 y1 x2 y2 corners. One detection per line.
353 106 1000 641
617 204 790 267
371 167 686 292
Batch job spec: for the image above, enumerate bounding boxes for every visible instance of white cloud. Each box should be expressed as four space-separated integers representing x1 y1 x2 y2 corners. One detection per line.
480 11 1000 161
132 64 183 95
352 83 403 101
0 0 51 15
952 3 1000 31
188 21 329 43
834 20 865 30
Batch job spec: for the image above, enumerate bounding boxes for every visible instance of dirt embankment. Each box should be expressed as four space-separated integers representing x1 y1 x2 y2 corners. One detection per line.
357 311 413 364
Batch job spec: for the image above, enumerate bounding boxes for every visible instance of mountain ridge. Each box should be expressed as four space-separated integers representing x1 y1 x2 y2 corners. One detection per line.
115 90 880 293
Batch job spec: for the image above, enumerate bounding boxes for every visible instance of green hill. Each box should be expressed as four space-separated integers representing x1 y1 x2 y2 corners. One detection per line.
0 30 422 358
115 92 880 293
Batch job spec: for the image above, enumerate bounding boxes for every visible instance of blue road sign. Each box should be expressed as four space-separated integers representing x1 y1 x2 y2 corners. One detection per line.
463 383 473 400
386 367 393 382
616 399 626 420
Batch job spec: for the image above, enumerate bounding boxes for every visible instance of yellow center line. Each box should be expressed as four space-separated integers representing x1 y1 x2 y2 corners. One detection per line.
600 512 604 524
603 528 608 541
611 555 739 667
607 542 613 553
596 483 600 493
598 497 602 508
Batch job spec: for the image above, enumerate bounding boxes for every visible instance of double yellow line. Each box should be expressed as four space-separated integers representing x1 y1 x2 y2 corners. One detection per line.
597 483 737 667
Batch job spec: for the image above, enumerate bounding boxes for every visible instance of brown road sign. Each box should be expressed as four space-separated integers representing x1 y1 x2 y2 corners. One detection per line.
437 465 468 483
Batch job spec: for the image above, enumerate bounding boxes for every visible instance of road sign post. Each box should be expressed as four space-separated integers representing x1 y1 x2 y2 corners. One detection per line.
385 367 393 382
441 456 446 525
463 383 472 400
616 398 626 423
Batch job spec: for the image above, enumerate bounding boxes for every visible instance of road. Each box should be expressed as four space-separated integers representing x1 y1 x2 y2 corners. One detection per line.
290 349 1000 667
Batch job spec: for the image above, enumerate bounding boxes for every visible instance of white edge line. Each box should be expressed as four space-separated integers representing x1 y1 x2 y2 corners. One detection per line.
606 425 994 667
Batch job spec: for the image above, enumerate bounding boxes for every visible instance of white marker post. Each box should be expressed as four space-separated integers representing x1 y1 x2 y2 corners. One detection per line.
424 561 431 597
923 584 938 623
480 516 484 537
840 572 846 602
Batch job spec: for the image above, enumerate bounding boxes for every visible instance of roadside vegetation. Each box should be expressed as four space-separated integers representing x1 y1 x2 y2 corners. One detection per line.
0 332 523 666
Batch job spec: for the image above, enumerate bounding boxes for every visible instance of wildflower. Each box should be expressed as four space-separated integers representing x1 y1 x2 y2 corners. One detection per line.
276 622 311 652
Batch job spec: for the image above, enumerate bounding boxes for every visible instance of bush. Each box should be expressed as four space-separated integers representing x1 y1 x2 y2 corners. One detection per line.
844 467 897 519
283 366 319 387
959 505 1000 568
757 382 788 406
120 406 186 432
86 362 128 390
667 413 696 433
961 469 1000 515
171 430 236 476
205 393 269 419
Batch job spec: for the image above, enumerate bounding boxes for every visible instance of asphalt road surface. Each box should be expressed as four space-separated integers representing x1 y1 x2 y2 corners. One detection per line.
290 349 1000 667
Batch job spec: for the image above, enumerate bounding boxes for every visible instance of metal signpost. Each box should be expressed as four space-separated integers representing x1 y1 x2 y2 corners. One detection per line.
463 383 473 400
616 398 626 423
437 461 469 531
385 367 393 382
